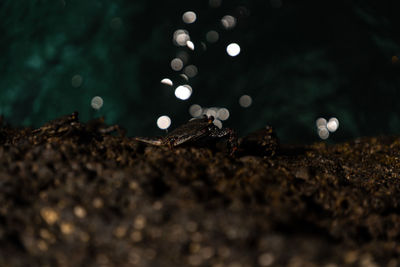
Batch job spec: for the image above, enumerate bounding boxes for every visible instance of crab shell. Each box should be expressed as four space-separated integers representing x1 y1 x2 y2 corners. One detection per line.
134 116 237 152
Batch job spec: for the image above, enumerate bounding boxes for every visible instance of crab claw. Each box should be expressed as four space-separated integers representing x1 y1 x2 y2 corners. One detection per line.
230 145 238 156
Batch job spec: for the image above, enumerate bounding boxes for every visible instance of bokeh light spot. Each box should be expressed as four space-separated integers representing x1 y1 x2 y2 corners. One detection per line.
239 95 252 107
71 74 83 88
170 58 184 71
91 96 104 110
173 29 190 46
201 42 207 51
206 30 219 43
180 74 189 81
213 119 223 129
184 65 198 78
221 15 237 30
258 253 275 267
175 85 192 100
74 206 87 218
226 43 241 57
217 108 230 121
318 128 329 140
157 116 171 130
316 118 327 129
327 117 339 132
182 11 197 24
315 117 336 139
40 207 59 225
189 104 203 117
186 40 195 50
205 108 218 118
161 78 173 86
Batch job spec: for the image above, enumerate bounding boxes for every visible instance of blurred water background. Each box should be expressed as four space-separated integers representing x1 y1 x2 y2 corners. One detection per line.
1 0 399 143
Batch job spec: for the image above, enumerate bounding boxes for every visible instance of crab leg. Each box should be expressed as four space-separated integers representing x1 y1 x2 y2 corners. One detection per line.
171 127 210 147
134 137 163 146
209 128 238 155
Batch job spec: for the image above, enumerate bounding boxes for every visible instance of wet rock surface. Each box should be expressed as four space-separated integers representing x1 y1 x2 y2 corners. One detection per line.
1 113 400 266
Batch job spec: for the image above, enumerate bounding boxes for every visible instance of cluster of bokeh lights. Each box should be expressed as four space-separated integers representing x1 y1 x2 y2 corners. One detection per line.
157 5 245 130
94 1 333 142
316 117 339 140
83 1 345 144
189 105 230 129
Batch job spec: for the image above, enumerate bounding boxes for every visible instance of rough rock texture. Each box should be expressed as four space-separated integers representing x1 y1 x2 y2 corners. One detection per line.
0 113 400 267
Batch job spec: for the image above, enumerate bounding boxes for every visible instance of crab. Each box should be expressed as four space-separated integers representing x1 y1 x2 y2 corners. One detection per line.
134 116 238 154
31 111 124 138
31 111 80 136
